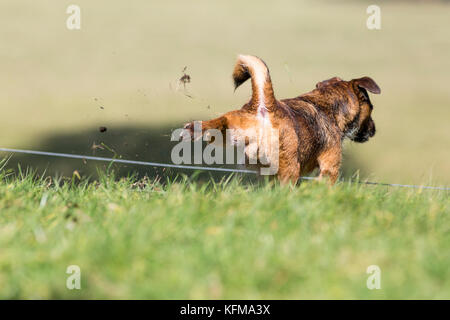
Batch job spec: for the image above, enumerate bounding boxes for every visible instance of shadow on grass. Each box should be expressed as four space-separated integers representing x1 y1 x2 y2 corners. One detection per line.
2 125 369 183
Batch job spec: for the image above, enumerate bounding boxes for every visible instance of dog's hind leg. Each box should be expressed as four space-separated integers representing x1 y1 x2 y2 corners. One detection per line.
183 116 228 137
200 116 228 131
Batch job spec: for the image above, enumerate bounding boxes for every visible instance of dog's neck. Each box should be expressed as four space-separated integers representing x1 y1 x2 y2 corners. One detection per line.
298 90 359 137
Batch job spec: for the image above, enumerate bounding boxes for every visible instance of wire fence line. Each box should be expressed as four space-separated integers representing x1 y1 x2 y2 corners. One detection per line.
0 147 449 191
0 148 255 174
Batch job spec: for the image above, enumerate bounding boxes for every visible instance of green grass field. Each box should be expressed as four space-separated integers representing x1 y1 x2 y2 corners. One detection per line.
1 0 449 184
0 160 448 299
1 0 449 300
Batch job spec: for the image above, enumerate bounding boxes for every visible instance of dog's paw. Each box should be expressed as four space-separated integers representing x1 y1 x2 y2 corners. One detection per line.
183 121 194 132
180 121 196 140
181 120 205 141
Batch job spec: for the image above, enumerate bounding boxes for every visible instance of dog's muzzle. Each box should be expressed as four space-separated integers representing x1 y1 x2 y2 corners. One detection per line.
353 119 376 143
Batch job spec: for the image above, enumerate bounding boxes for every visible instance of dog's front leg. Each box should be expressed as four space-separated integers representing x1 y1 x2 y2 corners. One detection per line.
317 146 342 185
278 163 300 185
277 144 300 185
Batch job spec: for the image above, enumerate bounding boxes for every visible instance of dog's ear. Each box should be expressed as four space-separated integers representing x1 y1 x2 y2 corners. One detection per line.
316 77 342 89
353 77 381 94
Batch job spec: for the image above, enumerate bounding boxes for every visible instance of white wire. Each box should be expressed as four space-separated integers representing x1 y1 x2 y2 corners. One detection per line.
0 148 256 174
0 147 448 190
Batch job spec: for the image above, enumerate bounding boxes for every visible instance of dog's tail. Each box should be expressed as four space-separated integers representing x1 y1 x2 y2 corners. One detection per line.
232 55 276 111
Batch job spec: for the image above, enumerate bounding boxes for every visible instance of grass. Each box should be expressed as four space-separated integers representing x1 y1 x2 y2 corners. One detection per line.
1 0 449 300
0 160 448 299
0 0 449 184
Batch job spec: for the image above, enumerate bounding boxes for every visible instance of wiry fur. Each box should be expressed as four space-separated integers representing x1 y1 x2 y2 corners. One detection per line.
184 55 381 184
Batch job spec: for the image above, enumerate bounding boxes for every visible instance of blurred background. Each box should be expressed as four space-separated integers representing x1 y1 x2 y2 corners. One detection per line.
1 0 449 184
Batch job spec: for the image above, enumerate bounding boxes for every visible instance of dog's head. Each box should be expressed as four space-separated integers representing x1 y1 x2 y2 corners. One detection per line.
316 76 380 143
348 77 380 142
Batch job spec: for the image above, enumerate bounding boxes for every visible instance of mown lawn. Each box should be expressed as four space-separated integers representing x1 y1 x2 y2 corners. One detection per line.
1 0 449 184
0 161 448 299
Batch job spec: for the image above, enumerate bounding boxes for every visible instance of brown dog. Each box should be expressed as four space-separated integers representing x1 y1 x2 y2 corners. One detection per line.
184 55 380 184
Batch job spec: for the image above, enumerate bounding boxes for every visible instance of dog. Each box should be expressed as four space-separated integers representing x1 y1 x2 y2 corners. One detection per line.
183 55 380 184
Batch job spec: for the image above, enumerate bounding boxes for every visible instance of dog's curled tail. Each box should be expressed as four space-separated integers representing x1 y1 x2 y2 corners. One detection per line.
232 54 276 111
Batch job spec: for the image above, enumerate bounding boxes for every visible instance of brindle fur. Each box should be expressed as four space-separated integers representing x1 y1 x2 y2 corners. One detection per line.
184 56 380 184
